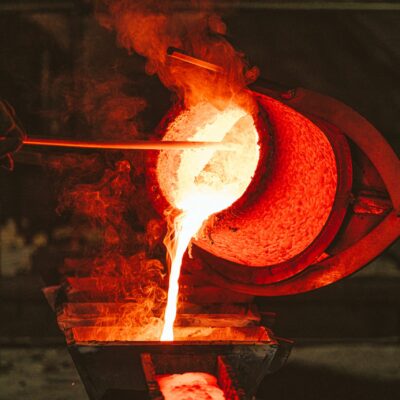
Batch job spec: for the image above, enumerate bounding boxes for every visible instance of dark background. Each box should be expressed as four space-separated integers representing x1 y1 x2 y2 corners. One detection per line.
0 1 399 399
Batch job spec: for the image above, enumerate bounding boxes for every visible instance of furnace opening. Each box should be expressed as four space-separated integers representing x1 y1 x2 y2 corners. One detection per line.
157 102 260 213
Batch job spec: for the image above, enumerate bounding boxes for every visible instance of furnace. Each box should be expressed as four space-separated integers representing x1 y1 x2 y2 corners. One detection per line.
41 73 400 399
20 3 397 400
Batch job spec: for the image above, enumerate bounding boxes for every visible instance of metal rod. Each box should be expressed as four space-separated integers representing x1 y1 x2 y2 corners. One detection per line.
167 47 224 74
23 137 233 151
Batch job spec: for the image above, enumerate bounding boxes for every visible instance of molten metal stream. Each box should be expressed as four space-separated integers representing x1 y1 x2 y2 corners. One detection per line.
159 103 260 341
23 137 232 151
160 211 212 340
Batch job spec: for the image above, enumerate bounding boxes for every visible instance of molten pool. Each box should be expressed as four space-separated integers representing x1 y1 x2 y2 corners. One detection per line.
157 372 225 400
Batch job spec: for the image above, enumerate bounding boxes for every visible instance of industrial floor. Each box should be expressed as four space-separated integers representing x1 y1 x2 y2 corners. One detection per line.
0 342 399 400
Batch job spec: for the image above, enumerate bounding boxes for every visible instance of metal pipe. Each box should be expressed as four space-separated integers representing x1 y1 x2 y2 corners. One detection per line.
167 47 224 74
23 137 233 151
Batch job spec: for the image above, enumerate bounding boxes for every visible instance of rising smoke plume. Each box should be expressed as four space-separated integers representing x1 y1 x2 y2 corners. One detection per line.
48 0 257 334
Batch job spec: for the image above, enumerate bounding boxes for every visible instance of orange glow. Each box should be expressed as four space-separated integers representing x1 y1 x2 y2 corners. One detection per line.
69 325 271 344
158 102 260 341
157 372 225 400
49 2 262 343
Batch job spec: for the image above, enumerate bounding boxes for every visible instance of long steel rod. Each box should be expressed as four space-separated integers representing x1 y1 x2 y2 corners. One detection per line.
23 137 232 151
167 47 224 73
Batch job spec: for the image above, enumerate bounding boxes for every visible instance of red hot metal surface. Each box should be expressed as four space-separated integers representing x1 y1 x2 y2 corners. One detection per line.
147 86 399 295
193 95 345 270
200 88 400 296
147 92 352 287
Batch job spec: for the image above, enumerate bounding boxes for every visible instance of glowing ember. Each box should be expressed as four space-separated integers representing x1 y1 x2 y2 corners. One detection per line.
157 372 225 400
158 102 260 340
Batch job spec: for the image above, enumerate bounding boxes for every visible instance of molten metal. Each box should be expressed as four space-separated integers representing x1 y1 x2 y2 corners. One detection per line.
157 372 225 400
158 102 260 341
